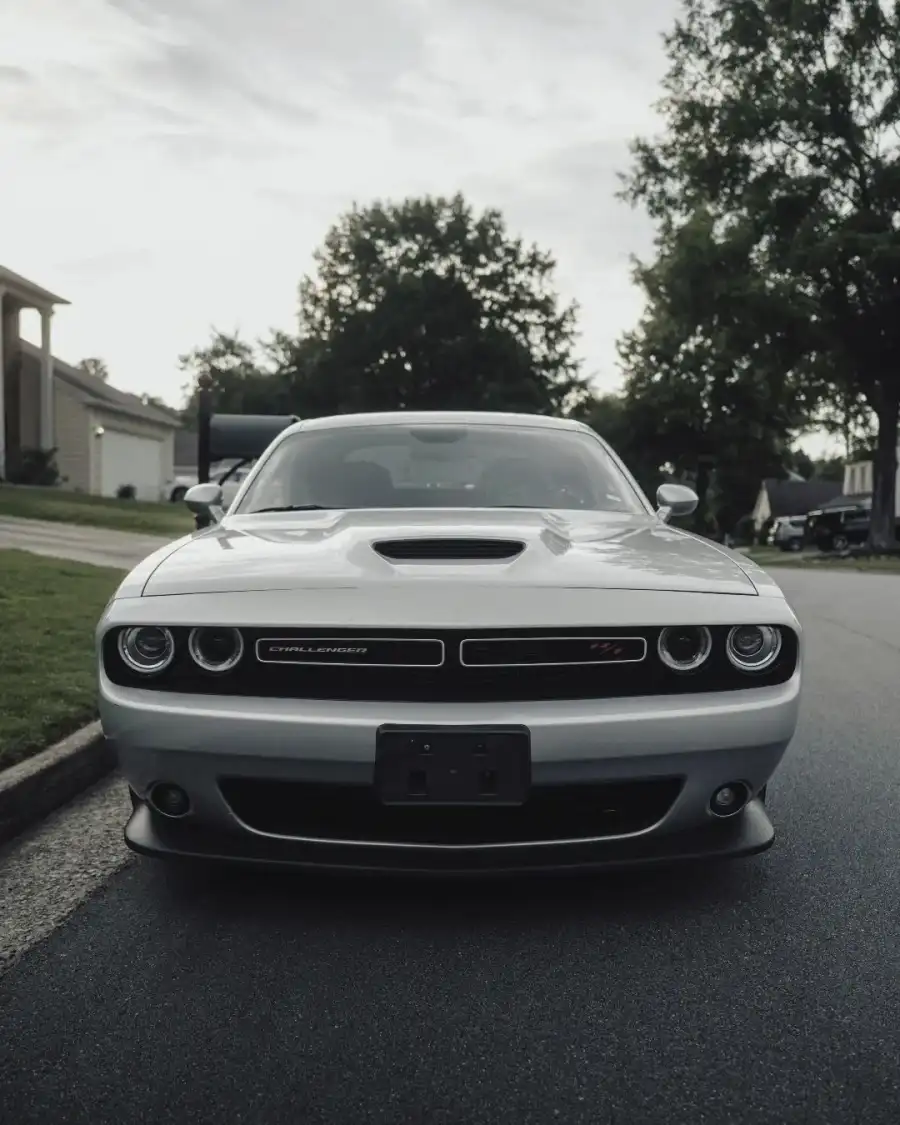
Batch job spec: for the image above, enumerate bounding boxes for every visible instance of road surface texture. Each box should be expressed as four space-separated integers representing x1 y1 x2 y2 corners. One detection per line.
1 567 899 1125
0 515 171 568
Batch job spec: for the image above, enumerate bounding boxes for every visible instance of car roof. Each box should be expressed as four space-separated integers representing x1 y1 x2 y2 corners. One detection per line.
279 411 592 438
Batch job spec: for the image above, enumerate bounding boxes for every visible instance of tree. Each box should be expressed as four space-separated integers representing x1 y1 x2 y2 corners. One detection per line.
78 357 109 382
179 331 294 421
813 387 876 463
621 0 900 548
614 210 809 535
288 193 590 416
577 391 669 501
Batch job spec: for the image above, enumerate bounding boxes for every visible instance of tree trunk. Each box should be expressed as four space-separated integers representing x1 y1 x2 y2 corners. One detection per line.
867 390 899 551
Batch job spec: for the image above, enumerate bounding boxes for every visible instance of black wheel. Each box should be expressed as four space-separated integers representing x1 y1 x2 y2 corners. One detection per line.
833 532 849 551
170 486 187 503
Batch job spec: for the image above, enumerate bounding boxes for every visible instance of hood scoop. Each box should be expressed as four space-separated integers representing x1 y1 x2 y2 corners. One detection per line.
373 538 525 562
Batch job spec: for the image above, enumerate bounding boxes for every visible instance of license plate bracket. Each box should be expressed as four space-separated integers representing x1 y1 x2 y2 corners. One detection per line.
374 725 531 806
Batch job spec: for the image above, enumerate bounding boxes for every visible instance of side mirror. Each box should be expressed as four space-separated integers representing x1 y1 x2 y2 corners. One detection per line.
185 482 225 528
656 483 698 523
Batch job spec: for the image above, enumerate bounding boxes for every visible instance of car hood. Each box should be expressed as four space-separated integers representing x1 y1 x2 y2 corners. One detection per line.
140 509 759 597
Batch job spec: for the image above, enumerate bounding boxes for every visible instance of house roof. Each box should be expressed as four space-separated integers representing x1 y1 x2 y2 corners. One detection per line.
0 265 69 308
818 491 871 511
763 478 844 518
20 341 180 429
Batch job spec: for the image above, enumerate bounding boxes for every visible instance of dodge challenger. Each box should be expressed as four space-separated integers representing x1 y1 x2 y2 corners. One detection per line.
97 411 802 874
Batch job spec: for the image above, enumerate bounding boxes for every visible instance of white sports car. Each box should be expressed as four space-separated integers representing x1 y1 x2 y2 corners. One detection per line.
97 411 802 874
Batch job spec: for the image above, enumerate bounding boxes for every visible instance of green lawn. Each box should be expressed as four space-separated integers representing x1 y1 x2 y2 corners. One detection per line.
0 550 125 771
746 547 900 574
0 484 194 537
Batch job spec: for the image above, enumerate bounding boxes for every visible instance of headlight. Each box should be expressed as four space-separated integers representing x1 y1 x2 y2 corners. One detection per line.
188 626 244 673
657 625 712 671
118 626 175 674
726 625 782 671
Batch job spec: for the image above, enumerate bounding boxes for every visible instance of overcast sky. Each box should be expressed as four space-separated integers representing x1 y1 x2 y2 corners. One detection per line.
0 0 686 410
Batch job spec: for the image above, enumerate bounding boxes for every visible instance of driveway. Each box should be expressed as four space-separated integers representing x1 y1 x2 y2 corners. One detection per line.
1 567 899 1125
0 516 174 569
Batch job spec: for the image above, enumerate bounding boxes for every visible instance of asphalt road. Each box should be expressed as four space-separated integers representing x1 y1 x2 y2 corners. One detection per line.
0 515 172 568
2 567 900 1125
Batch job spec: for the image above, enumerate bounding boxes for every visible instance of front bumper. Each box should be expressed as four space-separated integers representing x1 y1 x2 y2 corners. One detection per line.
103 670 799 872
124 795 774 874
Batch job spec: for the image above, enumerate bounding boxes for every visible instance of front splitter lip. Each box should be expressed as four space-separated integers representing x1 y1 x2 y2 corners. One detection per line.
124 799 775 877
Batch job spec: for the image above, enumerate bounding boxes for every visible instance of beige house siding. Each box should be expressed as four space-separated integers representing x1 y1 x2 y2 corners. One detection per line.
54 379 92 491
18 351 40 450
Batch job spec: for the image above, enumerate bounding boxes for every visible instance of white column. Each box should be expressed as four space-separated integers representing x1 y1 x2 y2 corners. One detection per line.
0 287 6 479
40 306 53 451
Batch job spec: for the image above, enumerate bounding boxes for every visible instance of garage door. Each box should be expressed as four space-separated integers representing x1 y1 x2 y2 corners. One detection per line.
100 430 163 501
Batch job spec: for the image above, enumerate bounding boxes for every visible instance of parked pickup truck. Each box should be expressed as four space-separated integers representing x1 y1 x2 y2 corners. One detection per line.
805 498 900 551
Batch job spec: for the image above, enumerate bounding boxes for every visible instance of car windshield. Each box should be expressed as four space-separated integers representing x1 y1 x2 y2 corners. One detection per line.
235 423 647 514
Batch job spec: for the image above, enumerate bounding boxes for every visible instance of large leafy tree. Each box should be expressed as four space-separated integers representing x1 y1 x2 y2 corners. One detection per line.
284 193 590 416
621 0 900 547
615 209 811 534
179 331 295 420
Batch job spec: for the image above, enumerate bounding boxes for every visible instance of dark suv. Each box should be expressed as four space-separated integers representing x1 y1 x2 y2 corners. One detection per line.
806 500 873 551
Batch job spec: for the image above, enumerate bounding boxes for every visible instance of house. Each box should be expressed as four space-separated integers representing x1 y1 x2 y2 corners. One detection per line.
751 477 844 534
1 265 180 500
842 449 900 516
174 429 199 477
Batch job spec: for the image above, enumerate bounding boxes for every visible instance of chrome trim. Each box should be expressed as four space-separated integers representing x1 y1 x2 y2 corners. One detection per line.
726 626 782 672
254 637 446 668
458 635 648 668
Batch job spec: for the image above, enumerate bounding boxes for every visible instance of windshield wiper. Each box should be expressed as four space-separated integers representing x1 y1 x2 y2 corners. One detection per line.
247 505 335 513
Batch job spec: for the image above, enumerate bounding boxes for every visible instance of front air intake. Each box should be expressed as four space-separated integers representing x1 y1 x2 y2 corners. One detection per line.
373 538 525 561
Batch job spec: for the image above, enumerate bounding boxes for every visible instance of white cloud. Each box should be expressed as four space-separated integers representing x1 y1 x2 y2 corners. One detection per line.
0 0 678 407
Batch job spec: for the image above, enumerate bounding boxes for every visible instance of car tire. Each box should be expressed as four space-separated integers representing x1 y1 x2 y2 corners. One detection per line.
170 486 187 503
788 540 802 552
833 533 849 551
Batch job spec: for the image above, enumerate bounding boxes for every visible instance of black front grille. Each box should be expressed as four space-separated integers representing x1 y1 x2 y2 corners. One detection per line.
218 777 684 845
102 625 799 702
373 538 524 561
460 636 647 666
256 637 444 667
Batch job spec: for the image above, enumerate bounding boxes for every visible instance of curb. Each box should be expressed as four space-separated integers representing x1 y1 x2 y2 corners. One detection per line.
0 722 116 847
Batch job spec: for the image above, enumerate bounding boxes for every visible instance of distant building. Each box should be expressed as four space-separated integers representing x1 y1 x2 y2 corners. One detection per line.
842 449 900 516
751 477 844 534
1 264 180 499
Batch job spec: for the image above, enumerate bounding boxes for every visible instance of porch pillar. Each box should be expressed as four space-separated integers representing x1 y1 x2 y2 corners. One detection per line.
0 287 5 479
40 306 53 451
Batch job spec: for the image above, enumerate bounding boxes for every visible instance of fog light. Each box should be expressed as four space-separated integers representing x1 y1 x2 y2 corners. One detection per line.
710 782 749 818
149 782 191 819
